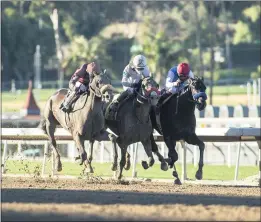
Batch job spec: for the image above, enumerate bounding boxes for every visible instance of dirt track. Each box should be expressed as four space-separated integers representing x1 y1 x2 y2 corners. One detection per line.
1 177 260 221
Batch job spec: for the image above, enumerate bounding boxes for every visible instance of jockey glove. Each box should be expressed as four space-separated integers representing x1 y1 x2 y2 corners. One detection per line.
131 82 140 88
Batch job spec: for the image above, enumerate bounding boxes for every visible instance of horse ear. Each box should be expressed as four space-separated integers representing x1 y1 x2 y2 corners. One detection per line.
150 72 154 78
201 76 204 82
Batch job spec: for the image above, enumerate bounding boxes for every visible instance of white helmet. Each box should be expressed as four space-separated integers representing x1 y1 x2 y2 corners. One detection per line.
133 54 147 71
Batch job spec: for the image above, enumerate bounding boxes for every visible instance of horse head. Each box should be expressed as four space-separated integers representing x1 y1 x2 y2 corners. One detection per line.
187 76 207 111
137 76 161 106
89 72 118 103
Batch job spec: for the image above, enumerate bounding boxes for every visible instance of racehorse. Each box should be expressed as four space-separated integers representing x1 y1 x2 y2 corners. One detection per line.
39 72 117 173
104 76 169 179
150 76 207 184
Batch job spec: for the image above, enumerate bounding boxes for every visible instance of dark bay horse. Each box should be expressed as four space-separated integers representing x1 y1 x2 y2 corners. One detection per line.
104 76 169 180
39 73 117 173
151 76 207 184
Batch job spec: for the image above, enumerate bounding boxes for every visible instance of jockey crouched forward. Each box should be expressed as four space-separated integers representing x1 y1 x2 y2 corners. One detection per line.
60 62 100 112
155 62 194 114
111 54 151 113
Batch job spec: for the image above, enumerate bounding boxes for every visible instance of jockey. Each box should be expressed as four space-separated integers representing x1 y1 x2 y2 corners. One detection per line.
156 62 194 113
111 54 151 111
60 62 101 112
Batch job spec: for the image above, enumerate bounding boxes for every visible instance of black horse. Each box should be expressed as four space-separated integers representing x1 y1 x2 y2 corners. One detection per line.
150 76 207 184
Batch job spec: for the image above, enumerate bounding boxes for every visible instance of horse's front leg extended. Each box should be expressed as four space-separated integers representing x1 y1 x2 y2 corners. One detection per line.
85 140 94 173
108 133 118 171
185 133 205 180
74 133 87 166
117 142 127 180
141 138 155 170
150 134 168 171
164 136 181 185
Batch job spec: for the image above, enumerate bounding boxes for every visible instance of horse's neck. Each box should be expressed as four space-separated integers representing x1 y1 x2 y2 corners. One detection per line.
86 91 102 110
173 89 195 115
135 100 151 123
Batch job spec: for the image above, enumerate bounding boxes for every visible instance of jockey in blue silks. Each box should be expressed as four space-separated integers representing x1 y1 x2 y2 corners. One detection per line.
156 62 207 113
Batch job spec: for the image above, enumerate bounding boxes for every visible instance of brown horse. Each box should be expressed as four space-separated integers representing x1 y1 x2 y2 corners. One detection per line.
39 73 117 173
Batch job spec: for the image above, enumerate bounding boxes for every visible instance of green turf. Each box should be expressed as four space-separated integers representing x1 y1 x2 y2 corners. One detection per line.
4 160 258 181
206 85 247 95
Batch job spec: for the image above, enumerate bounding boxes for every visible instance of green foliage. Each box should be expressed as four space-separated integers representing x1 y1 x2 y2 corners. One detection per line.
233 3 260 45
251 65 261 79
1 1 260 86
62 35 111 76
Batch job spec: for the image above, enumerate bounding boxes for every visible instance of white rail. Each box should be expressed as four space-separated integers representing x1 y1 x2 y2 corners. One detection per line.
1 127 261 186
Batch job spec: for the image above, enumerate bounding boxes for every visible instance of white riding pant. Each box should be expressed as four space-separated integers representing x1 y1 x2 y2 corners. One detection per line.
75 81 87 93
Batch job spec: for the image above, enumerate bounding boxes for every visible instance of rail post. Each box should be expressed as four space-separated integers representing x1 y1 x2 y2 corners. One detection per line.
180 140 187 182
257 140 261 187
234 142 242 181
132 143 138 178
1 140 8 174
41 141 49 177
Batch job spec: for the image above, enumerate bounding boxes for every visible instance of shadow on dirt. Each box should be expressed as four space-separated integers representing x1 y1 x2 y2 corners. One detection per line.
2 188 260 206
2 211 127 222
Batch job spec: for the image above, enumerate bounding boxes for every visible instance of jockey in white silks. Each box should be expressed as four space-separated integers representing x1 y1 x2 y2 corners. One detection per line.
111 54 151 111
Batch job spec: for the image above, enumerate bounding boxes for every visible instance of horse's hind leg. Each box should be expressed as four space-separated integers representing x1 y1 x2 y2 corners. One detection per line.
141 137 155 170
46 120 62 172
185 133 205 180
150 134 168 171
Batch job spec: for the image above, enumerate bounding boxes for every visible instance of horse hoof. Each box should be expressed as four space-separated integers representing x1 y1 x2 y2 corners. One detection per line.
86 167 94 174
117 174 122 180
111 164 117 171
56 162 62 172
141 161 149 170
174 178 182 185
149 158 155 167
124 162 131 171
161 162 168 171
74 156 80 161
172 171 178 178
195 170 203 180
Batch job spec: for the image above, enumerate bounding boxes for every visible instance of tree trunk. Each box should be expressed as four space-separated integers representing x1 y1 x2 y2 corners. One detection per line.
209 2 217 105
193 1 204 78
50 9 64 89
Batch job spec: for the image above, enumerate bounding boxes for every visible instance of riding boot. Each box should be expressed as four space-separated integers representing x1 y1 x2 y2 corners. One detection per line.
155 92 171 114
111 90 130 114
60 91 77 112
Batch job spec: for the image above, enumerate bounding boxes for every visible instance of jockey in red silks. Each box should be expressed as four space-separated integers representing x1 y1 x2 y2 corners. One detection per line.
60 62 101 112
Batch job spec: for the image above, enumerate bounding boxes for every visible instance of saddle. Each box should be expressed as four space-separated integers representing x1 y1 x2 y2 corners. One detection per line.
105 94 132 121
65 91 89 112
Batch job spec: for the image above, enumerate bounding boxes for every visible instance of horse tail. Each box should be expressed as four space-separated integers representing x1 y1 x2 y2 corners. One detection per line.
38 118 47 135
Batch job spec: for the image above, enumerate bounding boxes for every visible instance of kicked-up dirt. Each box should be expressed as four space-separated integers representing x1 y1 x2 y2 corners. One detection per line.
1 176 260 221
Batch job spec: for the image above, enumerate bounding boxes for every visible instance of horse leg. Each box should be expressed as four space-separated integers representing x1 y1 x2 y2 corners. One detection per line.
164 136 181 184
74 133 87 166
46 120 62 172
163 136 176 168
116 138 127 180
141 137 155 170
85 140 94 173
185 133 205 180
150 134 168 171
124 151 131 170
108 133 118 171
